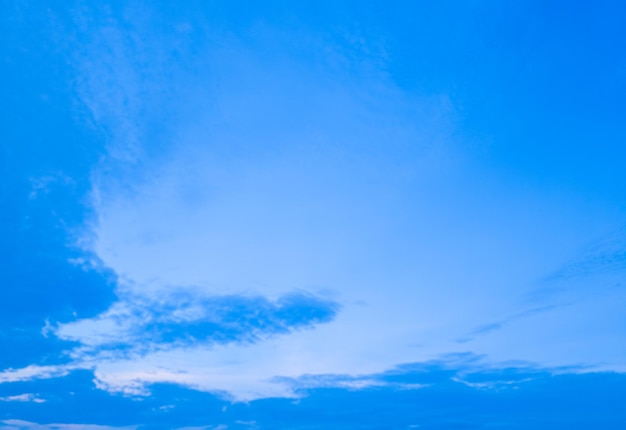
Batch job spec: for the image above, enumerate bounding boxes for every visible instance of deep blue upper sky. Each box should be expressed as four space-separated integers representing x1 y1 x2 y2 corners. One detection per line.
1 1 626 429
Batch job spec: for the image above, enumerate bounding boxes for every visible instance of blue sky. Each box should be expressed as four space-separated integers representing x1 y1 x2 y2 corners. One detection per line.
1 1 626 428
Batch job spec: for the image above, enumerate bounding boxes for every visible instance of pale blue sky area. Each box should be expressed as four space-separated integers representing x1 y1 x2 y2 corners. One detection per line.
1 1 626 428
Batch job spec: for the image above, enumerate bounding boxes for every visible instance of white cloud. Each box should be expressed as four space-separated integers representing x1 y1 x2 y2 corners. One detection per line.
0 365 78 384
174 426 227 430
0 394 45 404
51 3 626 401
0 420 137 430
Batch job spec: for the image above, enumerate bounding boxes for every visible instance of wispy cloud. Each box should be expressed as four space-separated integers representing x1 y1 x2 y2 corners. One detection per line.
22 0 624 403
56 290 340 355
1 352 623 429
0 420 137 430
4 289 339 399
544 227 626 282
278 373 429 393
0 394 45 404
0 365 76 384
46 1 459 401
457 304 560 343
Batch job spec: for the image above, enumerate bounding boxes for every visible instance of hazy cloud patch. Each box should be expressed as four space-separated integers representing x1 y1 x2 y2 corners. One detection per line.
56 290 340 356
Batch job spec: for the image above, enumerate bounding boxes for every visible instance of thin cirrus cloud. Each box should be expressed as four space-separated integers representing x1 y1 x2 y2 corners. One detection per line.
0 421 137 430
1 354 625 429
0 394 45 404
2 1 625 407
25 2 623 401
56 290 340 355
